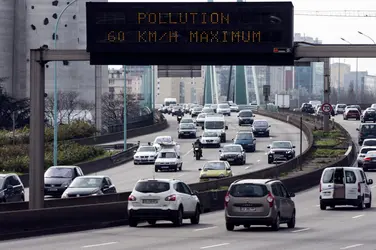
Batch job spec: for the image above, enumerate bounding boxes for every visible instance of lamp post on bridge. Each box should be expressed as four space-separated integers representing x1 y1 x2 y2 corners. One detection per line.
358 31 376 44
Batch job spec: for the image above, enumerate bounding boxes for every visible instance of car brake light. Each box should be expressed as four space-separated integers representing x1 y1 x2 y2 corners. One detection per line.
266 192 275 207
358 182 361 193
364 157 371 161
165 194 176 201
224 192 230 207
128 195 136 201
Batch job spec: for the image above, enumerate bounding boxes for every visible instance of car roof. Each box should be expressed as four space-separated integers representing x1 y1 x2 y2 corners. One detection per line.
325 166 359 171
232 179 275 185
253 120 267 122
159 148 177 152
206 160 227 163
181 117 193 120
49 166 77 169
272 140 292 143
76 175 107 179
360 146 376 149
223 144 242 147
239 109 253 112
0 173 17 178
138 178 179 183
364 139 376 141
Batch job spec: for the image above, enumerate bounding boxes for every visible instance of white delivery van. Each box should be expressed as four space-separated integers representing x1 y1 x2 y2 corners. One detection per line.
319 167 373 210
202 114 228 142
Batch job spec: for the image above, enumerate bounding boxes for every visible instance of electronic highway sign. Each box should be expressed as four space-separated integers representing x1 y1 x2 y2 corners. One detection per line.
86 2 294 65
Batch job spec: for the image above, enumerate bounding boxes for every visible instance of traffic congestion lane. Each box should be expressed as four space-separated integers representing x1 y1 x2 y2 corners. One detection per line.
23 113 308 200
6 186 376 250
92 113 307 192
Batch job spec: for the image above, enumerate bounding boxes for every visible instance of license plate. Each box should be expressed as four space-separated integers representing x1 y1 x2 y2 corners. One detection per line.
143 199 158 204
240 207 256 212
184 132 190 134
227 158 234 161
258 132 264 134
48 188 57 191
161 166 169 168
323 192 331 196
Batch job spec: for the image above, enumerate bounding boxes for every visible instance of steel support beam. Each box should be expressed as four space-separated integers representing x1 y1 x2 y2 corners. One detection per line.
204 66 213 104
295 44 376 58
29 49 45 209
323 58 331 132
234 66 249 105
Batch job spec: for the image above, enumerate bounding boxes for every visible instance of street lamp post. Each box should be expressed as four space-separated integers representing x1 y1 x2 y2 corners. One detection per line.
123 66 127 150
358 31 376 44
53 0 78 166
341 37 358 102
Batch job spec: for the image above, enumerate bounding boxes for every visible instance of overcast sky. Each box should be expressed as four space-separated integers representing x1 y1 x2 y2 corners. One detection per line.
108 0 376 74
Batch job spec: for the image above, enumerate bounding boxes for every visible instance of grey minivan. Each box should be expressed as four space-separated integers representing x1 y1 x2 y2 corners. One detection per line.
224 179 296 231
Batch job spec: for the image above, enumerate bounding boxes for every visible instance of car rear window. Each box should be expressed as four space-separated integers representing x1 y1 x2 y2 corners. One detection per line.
229 184 268 197
360 148 376 154
322 169 334 183
364 140 376 146
134 181 170 193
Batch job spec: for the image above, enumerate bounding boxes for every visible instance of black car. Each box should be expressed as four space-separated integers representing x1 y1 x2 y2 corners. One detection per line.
0 174 25 203
361 109 376 123
267 141 296 164
219 144 246 165
357 123 376 145
44 166 84 197
252 120 271 137
300 103 314 114
238 110 255 126
61 176 117 198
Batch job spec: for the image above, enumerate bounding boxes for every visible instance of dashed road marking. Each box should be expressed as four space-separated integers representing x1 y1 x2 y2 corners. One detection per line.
340 244 364 249
291 228 311 233
200 243 230 249
81 242 118 248
352 214 364 219
193 226 218 232
183 148 193 156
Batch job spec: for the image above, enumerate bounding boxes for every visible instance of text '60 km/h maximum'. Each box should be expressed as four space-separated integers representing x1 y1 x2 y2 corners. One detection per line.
107 30 261 43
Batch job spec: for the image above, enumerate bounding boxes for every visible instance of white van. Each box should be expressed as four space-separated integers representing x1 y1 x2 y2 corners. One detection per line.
319 167 373 210
202 115 228 142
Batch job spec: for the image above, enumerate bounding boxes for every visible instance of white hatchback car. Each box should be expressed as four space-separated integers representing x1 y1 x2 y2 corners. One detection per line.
127 179 201 227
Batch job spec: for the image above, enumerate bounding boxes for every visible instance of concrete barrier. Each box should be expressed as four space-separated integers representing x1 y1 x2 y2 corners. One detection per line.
0 110 356 241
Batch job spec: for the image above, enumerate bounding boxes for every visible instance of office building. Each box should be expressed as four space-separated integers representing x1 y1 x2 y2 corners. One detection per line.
363 75 376 98
0 0 108 102
108 68 142 95
343 71 368 101
330 62 351 91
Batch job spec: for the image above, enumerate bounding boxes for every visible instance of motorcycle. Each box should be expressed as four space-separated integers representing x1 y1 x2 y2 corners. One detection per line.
177 116 182 123
193 147 202 160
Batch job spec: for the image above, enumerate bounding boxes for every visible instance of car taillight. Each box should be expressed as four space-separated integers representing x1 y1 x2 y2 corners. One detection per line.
165 194 176 201
128 195 136 201
266 192 275 207
224 192 230 207
364 157 371 161
358 182 361 193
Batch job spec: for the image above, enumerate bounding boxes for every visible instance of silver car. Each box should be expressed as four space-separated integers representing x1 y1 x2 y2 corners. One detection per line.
200 131 221 148
357 146 376 167
225 179 296 231
217 104 231 116
178 123 197 138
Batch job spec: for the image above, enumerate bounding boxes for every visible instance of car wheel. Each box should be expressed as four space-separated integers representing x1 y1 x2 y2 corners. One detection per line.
366 194 372 208
190 205 200 224
358 196 364 210
287 210 296 228
155 167 158 172
174 166 178 172
243 224 251 229
271 214 280 231
320 202 326 210
173 207 183 226
268 158 273 164
179 164 182 171
147 220 156 225
128 217 138 227
242 159 246 165
226 222 234 231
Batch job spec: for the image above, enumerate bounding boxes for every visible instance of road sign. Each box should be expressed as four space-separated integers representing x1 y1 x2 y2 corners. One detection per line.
321 103 333 114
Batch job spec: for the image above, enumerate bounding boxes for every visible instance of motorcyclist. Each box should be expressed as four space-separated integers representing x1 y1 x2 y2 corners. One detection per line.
192 137 203 157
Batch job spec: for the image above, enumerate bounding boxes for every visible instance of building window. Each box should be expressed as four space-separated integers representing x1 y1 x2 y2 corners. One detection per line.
109 79 115 85
109 87 114 93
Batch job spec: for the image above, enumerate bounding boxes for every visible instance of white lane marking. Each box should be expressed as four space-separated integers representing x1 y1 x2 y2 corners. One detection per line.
200 243 230 249
183 148 193 156
315 205 320 207
245 166 250 170
81 242 118 248
291 228 311 233
176 173 185 177
269 137 273 139
193 226 218 232
371 185 376 189
340 244 364 249
264 152 268 155
257 159 261 162
352 214 364 219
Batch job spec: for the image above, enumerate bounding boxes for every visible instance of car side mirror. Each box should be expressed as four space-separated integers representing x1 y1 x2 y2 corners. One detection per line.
227 168 231 171
177 156 181 159
133 150 137 153
192 190 199 195
367 179 373 185
102 184 109 189
225 126 228 130
356 128 359 131
219 149 222 152
267 146 270 148
269 125 271 127
289 192 295 197
231 138 234 141
198 168 202 171
253 115 255 117
292 146 296 148
202 126 204 129
253 138 256 141
6 185 13 190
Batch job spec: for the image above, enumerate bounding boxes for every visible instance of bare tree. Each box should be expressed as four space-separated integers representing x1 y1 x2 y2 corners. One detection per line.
45 91 94 125
347 82 355 104
101 92 139 129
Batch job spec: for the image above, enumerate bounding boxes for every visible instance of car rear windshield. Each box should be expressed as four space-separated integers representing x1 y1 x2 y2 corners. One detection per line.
360 124 376 134
322 168 346 184
135 181 170 193
44 167 73 178
337 105 346 108
235 133 253 140
204 162 226 170
218 104 229 109
138 146 155 152
364 140 376 146
239 111 252 117
194 107 202 111
348 110 359 113
180 123 195 129
158 152 176 158
230 184 268 197
360 148 376 154
253 121 268 127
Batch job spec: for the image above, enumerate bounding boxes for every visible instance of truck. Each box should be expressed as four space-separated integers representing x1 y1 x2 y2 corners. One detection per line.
274 94 290 109
163 98 177 107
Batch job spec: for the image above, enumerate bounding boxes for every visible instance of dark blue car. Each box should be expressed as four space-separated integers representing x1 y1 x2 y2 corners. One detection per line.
233 131 256 152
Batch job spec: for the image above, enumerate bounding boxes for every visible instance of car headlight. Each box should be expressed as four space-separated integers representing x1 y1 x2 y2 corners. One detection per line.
286 151 291 154
269 151 275 155
219 174 224 177
61 193 68 198
62 181 71 188
200 174 206 178
237 154 242 157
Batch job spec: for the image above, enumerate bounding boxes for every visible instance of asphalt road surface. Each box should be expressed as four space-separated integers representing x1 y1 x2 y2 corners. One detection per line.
24 113 308 200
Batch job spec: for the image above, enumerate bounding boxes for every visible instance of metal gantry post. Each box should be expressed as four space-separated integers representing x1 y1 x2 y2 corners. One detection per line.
323 58 331 132
123 65 127 150
29 49 46 209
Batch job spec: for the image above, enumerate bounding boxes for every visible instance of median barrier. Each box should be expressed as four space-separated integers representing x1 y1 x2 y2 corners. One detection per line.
70 112 168 146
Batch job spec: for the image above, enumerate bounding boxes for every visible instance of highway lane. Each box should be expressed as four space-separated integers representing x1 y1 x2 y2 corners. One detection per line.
23 113 308 200
6 186 376 249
